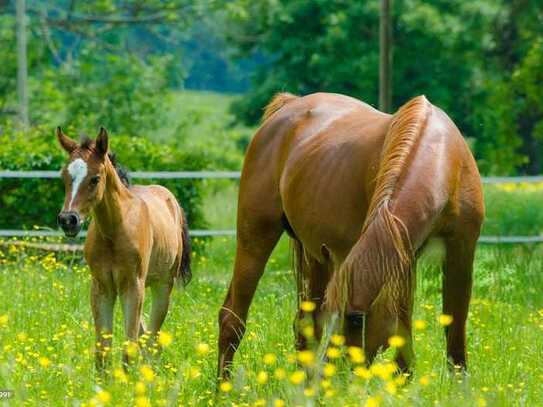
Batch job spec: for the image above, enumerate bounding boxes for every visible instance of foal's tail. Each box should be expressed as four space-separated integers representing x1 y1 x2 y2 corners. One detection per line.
325 95 431 316
178 207 192 287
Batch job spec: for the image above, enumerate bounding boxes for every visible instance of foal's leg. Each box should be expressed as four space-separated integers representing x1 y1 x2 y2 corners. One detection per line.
148 282 173 344
91 277 116 373
442 232 478 370
218 220 283 379
120 277 145 367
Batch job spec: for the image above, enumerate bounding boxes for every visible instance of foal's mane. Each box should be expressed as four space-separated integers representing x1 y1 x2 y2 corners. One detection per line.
325 95 431 315
79 135 131 187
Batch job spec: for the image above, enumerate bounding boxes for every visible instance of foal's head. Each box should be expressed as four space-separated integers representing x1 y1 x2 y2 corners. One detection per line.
56 127 110 237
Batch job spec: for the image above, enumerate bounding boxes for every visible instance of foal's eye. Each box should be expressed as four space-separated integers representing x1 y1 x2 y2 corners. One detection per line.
90 176 100 186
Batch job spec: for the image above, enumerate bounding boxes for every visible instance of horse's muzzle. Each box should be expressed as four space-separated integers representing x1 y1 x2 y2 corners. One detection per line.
58 211 82 237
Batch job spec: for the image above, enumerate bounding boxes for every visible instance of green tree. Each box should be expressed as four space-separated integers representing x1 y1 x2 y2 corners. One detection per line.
225 0 542 175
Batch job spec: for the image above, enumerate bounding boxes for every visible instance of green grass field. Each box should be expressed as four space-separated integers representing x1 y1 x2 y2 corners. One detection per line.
1 180 543 406
0 234 542 406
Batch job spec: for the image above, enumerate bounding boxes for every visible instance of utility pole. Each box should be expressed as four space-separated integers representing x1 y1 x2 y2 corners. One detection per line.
379 0 392 113
16 0 29 128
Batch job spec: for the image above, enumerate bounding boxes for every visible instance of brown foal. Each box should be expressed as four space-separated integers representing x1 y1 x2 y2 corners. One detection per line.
56 127 191 372
218 92 484 379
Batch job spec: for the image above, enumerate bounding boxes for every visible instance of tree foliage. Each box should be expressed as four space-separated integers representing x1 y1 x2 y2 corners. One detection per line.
225 0 543 175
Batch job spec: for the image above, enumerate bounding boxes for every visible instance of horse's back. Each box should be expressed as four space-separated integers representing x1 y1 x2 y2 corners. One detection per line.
239 93 392 261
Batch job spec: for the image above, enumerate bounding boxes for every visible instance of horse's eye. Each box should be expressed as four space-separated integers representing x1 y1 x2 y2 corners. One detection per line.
90 176 100 186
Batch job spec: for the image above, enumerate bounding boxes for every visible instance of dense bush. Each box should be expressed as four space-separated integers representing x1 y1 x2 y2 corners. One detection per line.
0 125 208 231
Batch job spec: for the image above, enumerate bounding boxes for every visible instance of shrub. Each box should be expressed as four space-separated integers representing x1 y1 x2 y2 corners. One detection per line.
0 125 208 232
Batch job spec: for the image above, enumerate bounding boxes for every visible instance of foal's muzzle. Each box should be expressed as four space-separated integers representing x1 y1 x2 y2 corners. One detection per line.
58 211 82 237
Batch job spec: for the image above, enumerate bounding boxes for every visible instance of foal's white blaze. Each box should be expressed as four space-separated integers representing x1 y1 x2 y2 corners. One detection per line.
67 158 88 209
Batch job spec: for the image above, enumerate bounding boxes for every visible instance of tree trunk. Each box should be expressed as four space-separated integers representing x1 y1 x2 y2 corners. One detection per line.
16 0 29 129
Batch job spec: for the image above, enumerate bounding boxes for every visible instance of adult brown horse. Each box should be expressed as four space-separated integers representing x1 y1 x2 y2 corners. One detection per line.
218 92 484 378
56 127 192 371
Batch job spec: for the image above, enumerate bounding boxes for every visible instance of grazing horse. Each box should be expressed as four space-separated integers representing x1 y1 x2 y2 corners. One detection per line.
218 92 484 378
56 127 192 371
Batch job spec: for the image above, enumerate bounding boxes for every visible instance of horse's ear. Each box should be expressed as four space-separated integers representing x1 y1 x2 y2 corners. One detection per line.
95 127 109 156
56 127 77 153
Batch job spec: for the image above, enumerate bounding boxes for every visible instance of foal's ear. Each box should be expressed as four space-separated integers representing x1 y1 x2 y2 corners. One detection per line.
56 127 78 153
95 127 109 156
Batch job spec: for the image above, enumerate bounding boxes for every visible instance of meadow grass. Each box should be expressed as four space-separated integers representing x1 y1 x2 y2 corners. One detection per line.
0 188 542 406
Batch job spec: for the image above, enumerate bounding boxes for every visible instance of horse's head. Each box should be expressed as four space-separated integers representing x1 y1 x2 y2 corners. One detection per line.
56 126 109 237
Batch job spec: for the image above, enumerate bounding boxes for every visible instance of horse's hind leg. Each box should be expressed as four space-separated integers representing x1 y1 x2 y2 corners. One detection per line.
442 231 478 370
218 218 283 379
293 252 330 350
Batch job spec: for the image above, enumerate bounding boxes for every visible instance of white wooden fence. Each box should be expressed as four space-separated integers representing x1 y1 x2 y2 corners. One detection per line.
1 171 542 244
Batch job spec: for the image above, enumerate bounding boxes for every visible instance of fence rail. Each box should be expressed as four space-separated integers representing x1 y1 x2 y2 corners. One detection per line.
1 171 542 244
2 170 543 183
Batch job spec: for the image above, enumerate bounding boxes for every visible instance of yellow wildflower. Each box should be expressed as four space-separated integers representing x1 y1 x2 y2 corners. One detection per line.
135 396 151 407
304 387 316 397
414 319 427 330
347 346 365 364
140 365 155 383
365 396 381 407
438 314 453 326
300 301 316 312
330 334 345 346
385 382 397 394
135 381 146 395
113 368 128 383
289 370 306 385
196 342 210 355
263 353 277 365
0 314 8 327
125 341 138 357
297 350 315 366
323 363 337 377
256 371 268 385
388 335 406 348
157 331 173 347
354 366 372 379
96 390 111 404
326 347 341 359
274 400 285 407
38 356 51 368
219 381 233 392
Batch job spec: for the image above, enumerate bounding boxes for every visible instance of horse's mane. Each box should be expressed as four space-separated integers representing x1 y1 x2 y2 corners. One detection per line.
325 95 430 315
79 134 131 187
262 92 299 122
108 152 131 187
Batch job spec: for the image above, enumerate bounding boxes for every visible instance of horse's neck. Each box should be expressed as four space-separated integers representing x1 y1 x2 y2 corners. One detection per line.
93 161 134 238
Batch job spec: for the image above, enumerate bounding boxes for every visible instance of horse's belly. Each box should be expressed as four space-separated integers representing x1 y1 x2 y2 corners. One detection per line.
281 168 367 264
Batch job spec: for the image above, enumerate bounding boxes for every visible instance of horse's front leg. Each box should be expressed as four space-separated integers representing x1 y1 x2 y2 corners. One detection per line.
91 276 116 374
120 275 145 368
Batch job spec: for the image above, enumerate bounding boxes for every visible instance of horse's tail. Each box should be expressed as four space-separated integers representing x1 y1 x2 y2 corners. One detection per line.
263 92 299 122
177 206 192 287
325 95 431 316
